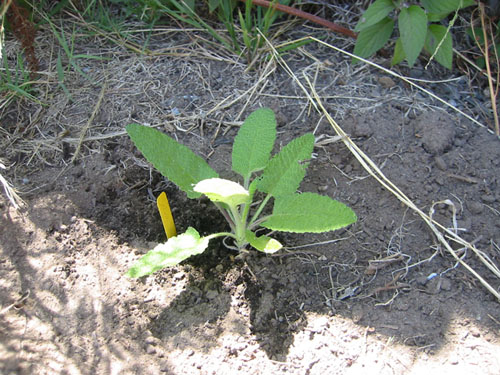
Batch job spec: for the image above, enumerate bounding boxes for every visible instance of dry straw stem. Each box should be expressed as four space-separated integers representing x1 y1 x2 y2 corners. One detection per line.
266 35 500 302
0 160 24 209
284 36 497 134
71 80 107 163
478 3 500 136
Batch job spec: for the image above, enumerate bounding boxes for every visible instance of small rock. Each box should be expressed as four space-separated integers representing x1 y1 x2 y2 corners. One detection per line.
160 362 171 372
470 327 481 337
353 120 374 138
145 336 159 345
206 289 219 300
416 113 456 155
440 277 452 291
434 156 447 171
416 275 428 286
449 357 459 365
378 76 396 88
145 345 156 355
467 201 484 215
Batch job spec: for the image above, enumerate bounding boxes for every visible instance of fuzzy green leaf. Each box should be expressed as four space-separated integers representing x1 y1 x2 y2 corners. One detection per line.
232 108 277 181
421 0 475 17
355 0 395 32
126 227 210 277
399 6 428 67
391 38 406 66
424 24 453 70
257 133 314 197
245 230 282 253
262 193 357 233
194 178 249 207
126 123 218 199
353 17 395 61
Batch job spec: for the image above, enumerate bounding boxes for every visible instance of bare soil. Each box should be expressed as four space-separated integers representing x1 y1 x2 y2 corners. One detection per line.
1 15 500 375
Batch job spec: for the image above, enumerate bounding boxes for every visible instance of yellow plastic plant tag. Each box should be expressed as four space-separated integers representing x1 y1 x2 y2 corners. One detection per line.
157 192 177 239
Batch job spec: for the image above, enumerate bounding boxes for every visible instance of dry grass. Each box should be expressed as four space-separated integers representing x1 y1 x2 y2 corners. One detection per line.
0 2 498 303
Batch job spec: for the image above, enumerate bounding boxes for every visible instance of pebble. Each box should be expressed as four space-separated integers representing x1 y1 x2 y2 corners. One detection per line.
467 201 484 215
206 290 219 300
145 336 159 345
416 275 428 286
434 156 447 171
378 76 396 88
470 327 481 337
440 277 452 291
160 362 171 372
145 344 156 355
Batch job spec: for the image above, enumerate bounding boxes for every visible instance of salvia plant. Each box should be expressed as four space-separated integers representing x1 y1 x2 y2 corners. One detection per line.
125 108 357 277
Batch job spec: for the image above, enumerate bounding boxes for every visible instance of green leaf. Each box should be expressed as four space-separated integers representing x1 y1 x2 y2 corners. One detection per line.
126 227 210 277
391 38 406 66
245 230 282 253
355 0 395 32
262 193 357 233
184 0 195 11
194 178 249 207
208 0 221 12
421 0 475 17
232 108 277 181
126 123 218 199
257 133 314 197
424 24 453 70
399 5 428 67
466 27 485 45
352 17 395 61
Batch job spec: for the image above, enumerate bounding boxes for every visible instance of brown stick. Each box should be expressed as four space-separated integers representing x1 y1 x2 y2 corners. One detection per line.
238 0 357 39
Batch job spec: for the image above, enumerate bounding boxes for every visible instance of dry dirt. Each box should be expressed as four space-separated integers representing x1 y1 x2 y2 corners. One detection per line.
1 11 500 375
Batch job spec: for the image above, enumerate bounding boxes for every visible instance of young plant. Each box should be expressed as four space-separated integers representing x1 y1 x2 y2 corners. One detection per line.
125 108 357 278
353 0 475 69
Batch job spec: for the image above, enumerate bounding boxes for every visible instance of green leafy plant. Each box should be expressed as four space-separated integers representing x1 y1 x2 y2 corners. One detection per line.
147 0 293 63
125 108 357 277
353 0 476 69
0 48 41 109
213 0 291 62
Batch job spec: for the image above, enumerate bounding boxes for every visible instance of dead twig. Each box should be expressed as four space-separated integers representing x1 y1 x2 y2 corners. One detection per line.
240 0 357 39
71 80 108 163
473 4 500 136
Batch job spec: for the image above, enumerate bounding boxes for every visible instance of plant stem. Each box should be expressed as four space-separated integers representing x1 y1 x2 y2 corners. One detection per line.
213 202 236 232
238 0 357 39
206 232 237 241
479 3 500 136
229 205 247 249
248 194 271 227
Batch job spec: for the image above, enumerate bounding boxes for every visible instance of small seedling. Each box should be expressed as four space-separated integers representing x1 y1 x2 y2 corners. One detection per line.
125 108 356 277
